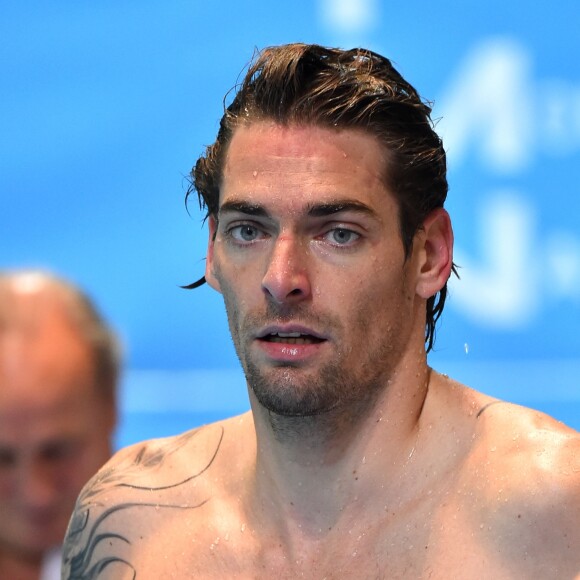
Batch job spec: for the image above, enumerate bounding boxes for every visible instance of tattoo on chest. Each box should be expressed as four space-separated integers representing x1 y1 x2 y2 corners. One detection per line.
62 426 224 579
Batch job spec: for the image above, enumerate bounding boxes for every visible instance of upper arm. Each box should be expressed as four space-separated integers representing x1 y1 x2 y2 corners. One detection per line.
61 426 224 579
530 435 580 575
484 427 580 578
61 448 142 579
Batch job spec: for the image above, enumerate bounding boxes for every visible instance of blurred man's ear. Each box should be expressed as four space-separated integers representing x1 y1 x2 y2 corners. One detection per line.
415 208 454 299
205 216 222 294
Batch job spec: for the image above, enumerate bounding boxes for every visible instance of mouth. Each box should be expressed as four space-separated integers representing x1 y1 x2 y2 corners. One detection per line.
259 331 326 345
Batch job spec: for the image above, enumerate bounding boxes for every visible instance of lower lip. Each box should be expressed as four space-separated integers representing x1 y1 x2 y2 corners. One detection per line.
255 338 326 362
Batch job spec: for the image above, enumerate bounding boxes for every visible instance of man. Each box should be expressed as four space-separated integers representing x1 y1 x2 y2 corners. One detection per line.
0 271 118 580
62 44 579 578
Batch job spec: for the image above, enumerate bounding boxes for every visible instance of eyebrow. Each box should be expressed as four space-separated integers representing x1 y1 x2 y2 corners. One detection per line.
218 201 268 217
305 200 379 219
218 199 379 220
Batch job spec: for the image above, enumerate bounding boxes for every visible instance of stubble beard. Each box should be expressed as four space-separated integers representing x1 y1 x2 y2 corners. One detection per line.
243 355 351 417
223 298 399 422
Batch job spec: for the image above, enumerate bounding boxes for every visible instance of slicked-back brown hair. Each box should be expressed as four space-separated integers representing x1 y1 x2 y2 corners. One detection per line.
187 43 454 351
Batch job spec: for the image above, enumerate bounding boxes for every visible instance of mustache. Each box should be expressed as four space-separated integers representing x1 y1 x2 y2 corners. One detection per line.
239 301 343 335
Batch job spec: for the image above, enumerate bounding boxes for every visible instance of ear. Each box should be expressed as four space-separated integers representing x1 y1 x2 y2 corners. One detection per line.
414 208 454 299
205 215 222 294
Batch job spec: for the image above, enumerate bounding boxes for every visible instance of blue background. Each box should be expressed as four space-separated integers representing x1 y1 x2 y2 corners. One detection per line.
2 1 579 446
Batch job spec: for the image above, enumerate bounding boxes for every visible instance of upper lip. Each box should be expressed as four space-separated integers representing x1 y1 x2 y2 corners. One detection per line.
255 324 328 340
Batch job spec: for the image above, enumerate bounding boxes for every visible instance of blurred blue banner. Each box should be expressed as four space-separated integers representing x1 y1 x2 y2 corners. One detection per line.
2 1 578 445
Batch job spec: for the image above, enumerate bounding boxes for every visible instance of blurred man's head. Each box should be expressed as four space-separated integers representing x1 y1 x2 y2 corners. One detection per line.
0 271 119 564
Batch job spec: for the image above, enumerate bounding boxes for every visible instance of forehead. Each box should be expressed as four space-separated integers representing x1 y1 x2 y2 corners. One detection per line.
0 304 97 414
0 295 112 452
221 123 391 210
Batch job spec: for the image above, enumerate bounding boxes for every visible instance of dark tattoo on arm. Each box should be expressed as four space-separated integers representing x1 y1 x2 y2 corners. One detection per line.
62 426 224 579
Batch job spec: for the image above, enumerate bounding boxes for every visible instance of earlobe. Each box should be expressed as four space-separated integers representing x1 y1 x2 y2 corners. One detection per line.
205 216 222 294
415 208 454 299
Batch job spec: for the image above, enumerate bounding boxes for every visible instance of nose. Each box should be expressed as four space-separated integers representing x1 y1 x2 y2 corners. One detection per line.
262 236 312 304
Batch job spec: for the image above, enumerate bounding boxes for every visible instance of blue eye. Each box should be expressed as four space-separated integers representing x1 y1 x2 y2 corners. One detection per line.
326 228 360 245
229 224 262 242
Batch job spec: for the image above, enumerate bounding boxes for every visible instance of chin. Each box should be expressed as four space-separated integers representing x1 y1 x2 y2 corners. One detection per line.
257 395 335 417
247 367 344 417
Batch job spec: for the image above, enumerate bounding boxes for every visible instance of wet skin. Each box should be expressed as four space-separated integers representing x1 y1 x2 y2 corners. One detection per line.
61 124 580 579
205 122 441 418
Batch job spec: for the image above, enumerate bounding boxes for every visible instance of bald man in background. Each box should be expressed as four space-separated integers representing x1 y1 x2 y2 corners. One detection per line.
0 271 118 580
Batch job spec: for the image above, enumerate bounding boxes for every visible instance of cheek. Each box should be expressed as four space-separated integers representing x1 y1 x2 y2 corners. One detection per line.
349 270 410 326
336 279 380 340
216 279 247 346
0 472 15 496
54 446 100 493
216 261 258 311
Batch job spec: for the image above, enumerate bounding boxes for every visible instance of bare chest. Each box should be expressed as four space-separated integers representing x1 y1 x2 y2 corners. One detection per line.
107 500 520 579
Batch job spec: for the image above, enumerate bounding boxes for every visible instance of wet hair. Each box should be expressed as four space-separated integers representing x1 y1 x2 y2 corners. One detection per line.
0 270 121 401
187 43 456 351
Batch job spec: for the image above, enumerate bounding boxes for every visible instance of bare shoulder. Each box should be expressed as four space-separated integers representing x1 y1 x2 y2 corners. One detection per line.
433 373 579 483
62 413 254 579
463 388 580 577
472 395 580 491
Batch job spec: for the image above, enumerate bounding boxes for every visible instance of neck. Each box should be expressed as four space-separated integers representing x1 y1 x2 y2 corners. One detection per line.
247 362 432 535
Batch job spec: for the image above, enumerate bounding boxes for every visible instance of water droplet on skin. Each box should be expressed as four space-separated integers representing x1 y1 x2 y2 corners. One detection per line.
241 523 246 532
252 170 258 177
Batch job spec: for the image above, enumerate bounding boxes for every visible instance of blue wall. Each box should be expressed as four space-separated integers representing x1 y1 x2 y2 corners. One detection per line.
2 1 579 446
